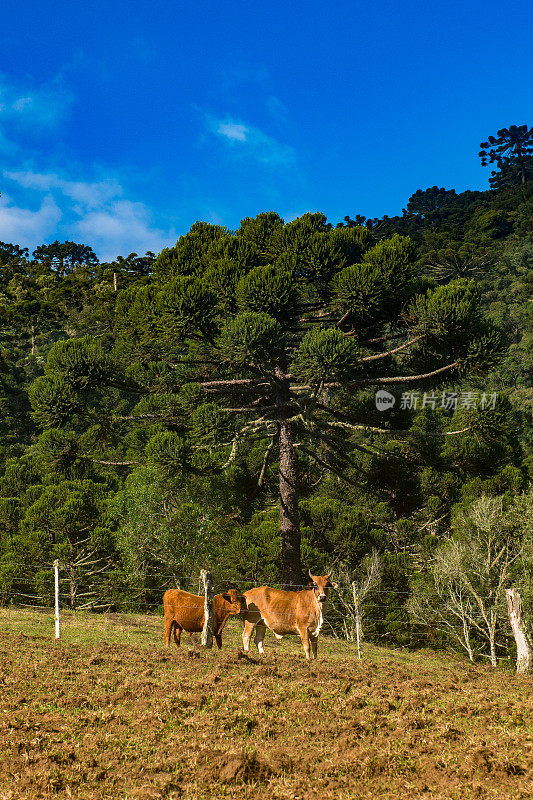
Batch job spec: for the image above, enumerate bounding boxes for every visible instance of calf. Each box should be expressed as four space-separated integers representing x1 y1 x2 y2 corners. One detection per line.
163 588 246 649
242 572 338 660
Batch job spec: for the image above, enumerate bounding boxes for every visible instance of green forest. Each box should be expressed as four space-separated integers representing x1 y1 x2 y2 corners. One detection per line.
1 125 532 664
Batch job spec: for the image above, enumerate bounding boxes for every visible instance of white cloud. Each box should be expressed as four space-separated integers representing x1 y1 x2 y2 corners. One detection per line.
217 122 248 142
6 170 123 208
0 193 62 247
206 114 296 166
1 169 175 261
73 200 174 262
0 75 174 260
0 74 73 128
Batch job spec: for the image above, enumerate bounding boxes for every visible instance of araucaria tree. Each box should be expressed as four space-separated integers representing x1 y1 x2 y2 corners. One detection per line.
30 213 500 587
479 125 533 188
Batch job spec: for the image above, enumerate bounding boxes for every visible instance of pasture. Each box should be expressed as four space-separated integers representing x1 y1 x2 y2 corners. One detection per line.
0 608 532 799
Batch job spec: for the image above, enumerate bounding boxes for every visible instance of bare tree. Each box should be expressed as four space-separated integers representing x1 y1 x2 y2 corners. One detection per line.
336 550 382 658
409 573 478 661
410 496 518 666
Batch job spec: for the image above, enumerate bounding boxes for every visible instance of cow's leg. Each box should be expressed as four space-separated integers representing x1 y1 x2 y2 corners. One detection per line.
254 621 267 655
309 632 318 660
214 633 222 649
242 618 256 652
173 624 182 648
298 626 311 660
164 618 173 648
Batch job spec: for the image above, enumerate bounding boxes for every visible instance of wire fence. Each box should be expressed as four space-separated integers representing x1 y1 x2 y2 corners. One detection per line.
0 560 522 597
0 559 521 656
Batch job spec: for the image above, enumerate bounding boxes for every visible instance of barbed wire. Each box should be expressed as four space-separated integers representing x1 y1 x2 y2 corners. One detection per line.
2 593 518 618
0 562 524 601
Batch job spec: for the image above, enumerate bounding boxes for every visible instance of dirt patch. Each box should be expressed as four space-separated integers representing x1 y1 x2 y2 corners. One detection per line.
196 749 278 784
1 615 533 800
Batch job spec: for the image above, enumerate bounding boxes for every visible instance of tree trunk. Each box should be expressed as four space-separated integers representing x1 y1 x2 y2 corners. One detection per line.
506 588 533 674
462 617 474 662
489 634 497 668
276 367 303 589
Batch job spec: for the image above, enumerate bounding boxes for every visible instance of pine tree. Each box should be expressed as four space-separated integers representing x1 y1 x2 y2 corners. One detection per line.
29 214 501 587
479 125 533 188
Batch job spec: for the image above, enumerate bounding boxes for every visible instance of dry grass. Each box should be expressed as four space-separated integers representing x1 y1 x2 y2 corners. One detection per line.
0 608 532 799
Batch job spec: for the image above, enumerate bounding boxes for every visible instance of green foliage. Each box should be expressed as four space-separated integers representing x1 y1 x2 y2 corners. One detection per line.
479 124 533 188
203 259 243 312
443 397 522 480
331 225 373 263
154 221 229 279
110 466 220 591
510 489 533 627
0 139 531 655
1 478 115 606
292 328 360 383
421 241 492 282
219 312 285 370
29 374 79 428
275 232 346 295
408 279 503 372
158 276 217 341
237 211 284 252
33 241 98 275
35 428 87 479
331 262 384 325
114 284 160 356
145 431 191 478
405 186 459 218
299 497 376 566
363 233 416 272
218 509 281 585
189 403 229 448
45 336 113 390
236 265 296 321
466 209 513 240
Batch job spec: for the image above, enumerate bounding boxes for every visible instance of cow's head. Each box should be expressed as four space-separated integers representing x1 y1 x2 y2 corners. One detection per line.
308 571 338 603
221 589 247 614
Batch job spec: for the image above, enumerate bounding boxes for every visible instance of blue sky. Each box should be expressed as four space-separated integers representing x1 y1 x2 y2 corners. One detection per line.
0 0 531 261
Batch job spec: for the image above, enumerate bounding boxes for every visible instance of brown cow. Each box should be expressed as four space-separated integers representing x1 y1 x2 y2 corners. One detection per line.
163 588 246 649
242 572 338 660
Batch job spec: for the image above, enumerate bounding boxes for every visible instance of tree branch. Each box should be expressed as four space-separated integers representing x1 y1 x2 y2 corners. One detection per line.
92 459 137 466
357 335 423 362
198 377 273 393
290 360 459 391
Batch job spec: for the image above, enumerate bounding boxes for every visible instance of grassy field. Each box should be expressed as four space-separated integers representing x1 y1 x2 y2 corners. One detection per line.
0 607 532 800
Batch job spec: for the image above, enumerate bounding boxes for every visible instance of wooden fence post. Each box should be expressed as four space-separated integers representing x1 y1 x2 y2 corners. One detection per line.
506 588 533 674
200 570 214 649
53 560 60 640
352 581 362 660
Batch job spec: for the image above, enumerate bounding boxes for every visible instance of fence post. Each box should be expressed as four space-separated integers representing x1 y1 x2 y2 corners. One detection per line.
506 588 533 674
53 560 60 640
200 569 214 649
352 581 362 660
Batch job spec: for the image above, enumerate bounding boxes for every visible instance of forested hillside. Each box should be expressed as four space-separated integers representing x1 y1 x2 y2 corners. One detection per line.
1 127 532 663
